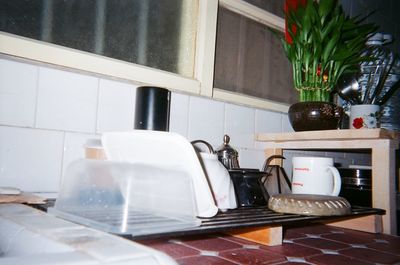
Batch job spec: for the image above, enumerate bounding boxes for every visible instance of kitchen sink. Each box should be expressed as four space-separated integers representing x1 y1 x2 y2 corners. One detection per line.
0 203 177 265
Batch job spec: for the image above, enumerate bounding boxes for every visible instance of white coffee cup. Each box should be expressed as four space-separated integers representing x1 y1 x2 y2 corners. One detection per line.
292 157 341 196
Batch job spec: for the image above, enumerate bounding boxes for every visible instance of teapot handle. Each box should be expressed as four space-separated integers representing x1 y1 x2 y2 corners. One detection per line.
191 140 214 154
262 155 285 171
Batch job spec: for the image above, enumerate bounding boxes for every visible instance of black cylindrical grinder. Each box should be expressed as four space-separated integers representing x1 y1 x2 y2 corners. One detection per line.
338 168 372 207
134 86 171 131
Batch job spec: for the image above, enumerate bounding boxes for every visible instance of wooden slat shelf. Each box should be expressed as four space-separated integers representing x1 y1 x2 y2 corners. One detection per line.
255 128 399 236
257 128 399 142
32 201 384 245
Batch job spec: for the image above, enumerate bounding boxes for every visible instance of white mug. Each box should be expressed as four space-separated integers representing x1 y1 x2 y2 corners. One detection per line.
292 157 341 196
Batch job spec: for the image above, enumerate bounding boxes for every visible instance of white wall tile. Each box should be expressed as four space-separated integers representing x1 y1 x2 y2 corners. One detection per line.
225 103 255 148
169 92 189 137
238 148 266 170
36 67 98 133
187 96 224 145
282 113 294 132
0 126 64 192
97 79 136 133
0 58 38 127
62 132 100 176
255 109 283 149
255 109 282 133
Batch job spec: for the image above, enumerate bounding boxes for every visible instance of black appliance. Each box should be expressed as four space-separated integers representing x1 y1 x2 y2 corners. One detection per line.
229 169 269 207
338 168 372 207
134 86 170 131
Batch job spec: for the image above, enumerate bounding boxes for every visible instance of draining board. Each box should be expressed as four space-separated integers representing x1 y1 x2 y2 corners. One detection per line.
33 200 384 240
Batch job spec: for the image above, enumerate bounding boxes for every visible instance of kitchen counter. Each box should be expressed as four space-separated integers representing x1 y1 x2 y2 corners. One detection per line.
138 224 400 264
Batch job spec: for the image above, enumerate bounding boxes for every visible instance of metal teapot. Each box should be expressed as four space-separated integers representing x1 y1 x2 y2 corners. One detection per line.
215 135 240 170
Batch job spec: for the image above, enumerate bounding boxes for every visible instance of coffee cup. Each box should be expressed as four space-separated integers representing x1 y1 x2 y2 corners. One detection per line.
292 157 341 196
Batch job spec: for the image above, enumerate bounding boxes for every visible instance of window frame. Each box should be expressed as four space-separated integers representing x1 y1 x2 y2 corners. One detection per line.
0 0 289 112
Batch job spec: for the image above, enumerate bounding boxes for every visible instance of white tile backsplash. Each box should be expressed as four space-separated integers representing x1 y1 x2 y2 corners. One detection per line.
255 109 282 149
225 103 255 148
0 58 38 127
96 79 136 133
255 109 282 133
5 56 367 195
187 96 224 145
0 126 64 192
36 67 98 133
282 113 294 132
238 148 267 170
169 92 189 137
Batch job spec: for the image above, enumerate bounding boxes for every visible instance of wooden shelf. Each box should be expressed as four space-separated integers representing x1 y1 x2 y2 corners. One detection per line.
257 128 399 142
256 128 400 236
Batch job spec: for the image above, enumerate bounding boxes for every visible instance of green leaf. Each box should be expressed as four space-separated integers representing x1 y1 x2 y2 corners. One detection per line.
318 0 336 25
322 31 340 63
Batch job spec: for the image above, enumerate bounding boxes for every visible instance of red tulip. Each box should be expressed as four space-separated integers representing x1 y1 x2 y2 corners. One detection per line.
284 0 306 45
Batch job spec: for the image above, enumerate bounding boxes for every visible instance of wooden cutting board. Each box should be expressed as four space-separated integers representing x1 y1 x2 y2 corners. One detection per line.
0 192 46 204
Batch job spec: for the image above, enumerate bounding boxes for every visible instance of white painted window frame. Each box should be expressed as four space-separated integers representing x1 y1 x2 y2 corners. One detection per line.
0 0 288 112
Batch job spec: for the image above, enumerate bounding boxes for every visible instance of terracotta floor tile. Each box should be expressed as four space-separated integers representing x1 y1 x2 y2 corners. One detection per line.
262 242 321 257
339 247 400 264
366 241 400 256
375 234 400 245
285 224 343 236
294 237 350 250
219 248 286 264
138 239 199 259
307 253 372 265
177 255 238 265
321 232 376 245
223 235 260 245
181 236 243 251
273 261 309 265
283 229 307 240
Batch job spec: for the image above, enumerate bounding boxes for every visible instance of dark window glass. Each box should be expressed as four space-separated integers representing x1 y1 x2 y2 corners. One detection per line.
0 0 196 77
214 7 296 104
244 0 284 17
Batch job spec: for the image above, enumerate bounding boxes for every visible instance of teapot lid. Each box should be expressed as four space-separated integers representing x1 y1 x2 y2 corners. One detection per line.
216 135 238 157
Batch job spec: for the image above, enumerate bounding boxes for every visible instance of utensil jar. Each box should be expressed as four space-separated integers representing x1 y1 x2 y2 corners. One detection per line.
350 104 380 129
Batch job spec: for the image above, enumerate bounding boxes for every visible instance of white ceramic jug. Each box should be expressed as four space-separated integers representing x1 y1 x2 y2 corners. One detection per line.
199 152 237 211
192 140 237 211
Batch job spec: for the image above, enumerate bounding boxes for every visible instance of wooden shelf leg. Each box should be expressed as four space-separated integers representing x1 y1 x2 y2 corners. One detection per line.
327 214 383 234
228 226 283 246
372 145 397 235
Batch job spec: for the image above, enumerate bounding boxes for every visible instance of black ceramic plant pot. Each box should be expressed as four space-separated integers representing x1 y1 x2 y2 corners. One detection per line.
288 102 343 132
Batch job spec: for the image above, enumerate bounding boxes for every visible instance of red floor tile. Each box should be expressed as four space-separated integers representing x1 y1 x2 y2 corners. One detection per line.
374 233 400 246
177 255 238 265
366 241 400 256
282 229 306 240
138 239 199 259
293 237 350 250
285 224 343 236
276 261 307 265
181 236 243 251
307 253 372 265
262 242 321 257
339 247 400 264
138 225 400 265
321 232 376 245
219 248 286 264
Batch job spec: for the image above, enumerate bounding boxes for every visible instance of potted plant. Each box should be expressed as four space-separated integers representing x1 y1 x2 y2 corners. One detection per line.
283 0 378 131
